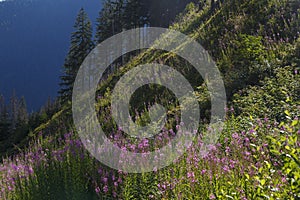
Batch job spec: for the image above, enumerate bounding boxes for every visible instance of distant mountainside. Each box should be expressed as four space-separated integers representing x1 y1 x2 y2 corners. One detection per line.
0 0 101 111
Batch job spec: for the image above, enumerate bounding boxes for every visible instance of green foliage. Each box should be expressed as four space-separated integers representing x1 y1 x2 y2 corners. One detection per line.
233 65 300 121
267 120 300 198
59 8 94 104
123 173 159 199
1 0 300 199
96 0 125 43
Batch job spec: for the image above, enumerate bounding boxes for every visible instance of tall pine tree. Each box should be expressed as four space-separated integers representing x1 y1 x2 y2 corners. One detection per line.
59 8 94 104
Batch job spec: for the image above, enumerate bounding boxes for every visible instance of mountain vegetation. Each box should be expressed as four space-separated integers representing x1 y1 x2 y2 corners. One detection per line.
0 0 299 199
59 8 94 104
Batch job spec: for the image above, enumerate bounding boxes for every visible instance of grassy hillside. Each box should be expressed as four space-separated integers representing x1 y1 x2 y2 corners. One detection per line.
1 0 299 199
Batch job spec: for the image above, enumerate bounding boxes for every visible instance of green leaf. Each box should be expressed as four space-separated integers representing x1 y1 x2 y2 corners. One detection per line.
284 110 291 116
260 179 266 186
264 161 271 169
245 174 250 180
291 120 298 126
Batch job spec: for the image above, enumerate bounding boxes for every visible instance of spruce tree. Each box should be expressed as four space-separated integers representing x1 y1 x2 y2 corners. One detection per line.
18 96 28 125
0 95 10 141
10 90 18 130
141 0 192 27
123 0 149 29
95 0 125 44
59 8 94 104
0 95 5 119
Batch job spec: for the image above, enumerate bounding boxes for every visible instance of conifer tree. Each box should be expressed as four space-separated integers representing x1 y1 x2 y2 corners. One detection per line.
0 95 5 119
18 96 28 124
141 0 192 27
95 0 125 44
59 8 94 104
123 0 149 29
10 91 18 130
0 95 10 141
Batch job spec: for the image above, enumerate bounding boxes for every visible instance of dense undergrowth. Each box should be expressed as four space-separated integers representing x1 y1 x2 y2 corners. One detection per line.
1 0 300 199
0 108 299 199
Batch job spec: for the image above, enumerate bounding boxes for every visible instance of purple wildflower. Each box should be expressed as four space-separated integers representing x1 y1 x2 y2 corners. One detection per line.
103 185 109 193
95 187 100 194
209 194 216 199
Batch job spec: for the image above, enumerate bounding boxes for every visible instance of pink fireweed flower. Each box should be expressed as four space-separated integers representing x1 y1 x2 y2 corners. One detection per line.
264 117 268 123
224 137 229 143
103 185 109 193
281 176 287 183
244 151 251 156
98 168 103 175
222 165 230 173
75 139 82 148
11 164 19 172
117 177 122 183
158 183 167 191
169 129 176 136
229 160 236 169
224 106 229 112
209 194 216 199
130 144 136 151
249 129 255 134
244 137 250 143
64 132 71 139
113 191 117 198
24 166 34 175
95 187 100 194
102 177 108 184
257 119 263 127
225 146 230 154
111 174 116 181
114 181 118 187
232 132 239 140
187 171 194 178
207 144 217 152
142 139 149 147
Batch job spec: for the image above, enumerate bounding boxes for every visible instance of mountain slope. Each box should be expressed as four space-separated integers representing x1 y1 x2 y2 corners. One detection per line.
0 0 299 199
